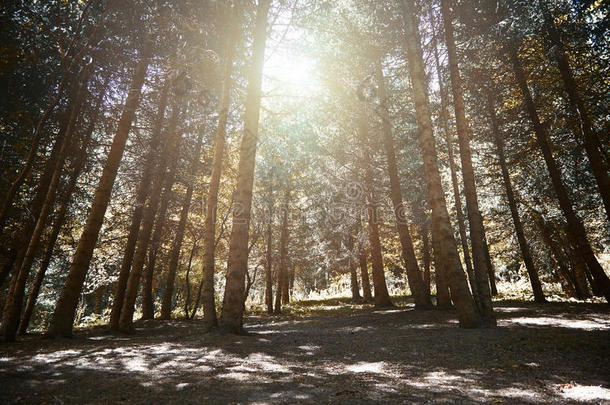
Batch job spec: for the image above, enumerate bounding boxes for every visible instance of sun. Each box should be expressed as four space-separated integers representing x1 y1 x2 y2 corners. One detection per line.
263 48 319 97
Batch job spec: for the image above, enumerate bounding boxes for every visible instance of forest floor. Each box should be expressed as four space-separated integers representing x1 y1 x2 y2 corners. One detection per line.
1 298 609 404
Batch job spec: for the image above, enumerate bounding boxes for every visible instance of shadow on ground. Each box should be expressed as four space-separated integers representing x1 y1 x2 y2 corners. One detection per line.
1 300 609 404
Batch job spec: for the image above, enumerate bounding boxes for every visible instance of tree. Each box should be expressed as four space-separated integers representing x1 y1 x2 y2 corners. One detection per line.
219 0 272 334
508 39 610 302
46 41 152 338
440 0 495 325
201 7 238 329
399 0 480 328
375 62 432 308
160 117 206 319
485 91 546 302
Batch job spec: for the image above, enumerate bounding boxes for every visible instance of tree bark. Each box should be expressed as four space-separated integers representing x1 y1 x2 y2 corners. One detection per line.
119 96 183 332
264 211 274 314
109 78 170 329
357 116 393 307
375 63 432 308
280 188 290 306
2 68 90 342
539 0 610 223
400 0 480 328
201 13 239 329
429 11 476 303
508 40 610 302
347 234 361 300
485 92 546 302
359 250 372 302
18 78 108 335
219 0 271 334
46 42 152 338
160 122 205 319
140 165 176 319
274 187 291 313
440 0 495 326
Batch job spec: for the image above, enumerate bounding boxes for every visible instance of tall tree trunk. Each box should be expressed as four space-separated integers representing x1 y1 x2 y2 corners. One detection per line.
183 238 199 318
1 89 74 295
375 63 432 308
485 93 546 302
273 263 283 314
274 187 290 313
18 78 108 335
508 40 610 302
140 166 176 319
94 286 104 315
359 249 372 302
357 116 393 307
2 69 89 342
429 10 476 301
280 188 290 306
421 226 431 296
440 0 495 326
109 78 170 329
202 14 238 329
264 212 274 314
46 43 152 338
160 123 205 319
400 0 480 328
539 0 610 223
219 0 271 334
348 234 361 300
119 96 183 332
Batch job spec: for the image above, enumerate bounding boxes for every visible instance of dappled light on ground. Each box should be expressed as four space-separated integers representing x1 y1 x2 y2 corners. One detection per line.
1 300 608 403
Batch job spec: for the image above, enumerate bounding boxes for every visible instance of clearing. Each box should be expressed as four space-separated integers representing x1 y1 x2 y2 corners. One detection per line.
1 299 609 404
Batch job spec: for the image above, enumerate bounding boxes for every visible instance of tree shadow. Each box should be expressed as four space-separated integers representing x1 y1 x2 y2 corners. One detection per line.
1 300 608 404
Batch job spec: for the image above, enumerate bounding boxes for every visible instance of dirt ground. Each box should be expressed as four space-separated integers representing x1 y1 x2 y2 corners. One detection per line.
1 299 609 404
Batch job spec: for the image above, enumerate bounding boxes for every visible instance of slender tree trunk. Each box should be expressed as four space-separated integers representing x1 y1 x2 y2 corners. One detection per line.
119 97 183 332
539 0 610 223
18 78 108 335
274 188 291 313
430 230 451 307
348 234 361 300
359 250 372 302
202 18 238 330
508 40 610 302
421 227 431 295
273 264 282 314
183 238 199 318
440 0 495 326
486 93 545 302
375 63 432 308
357 116 393 307
140 167 176 319
264 211 274 314
400 0 480 328
109 79 170 329
45 43 152 338
1 92 73 295
430 11 476 301
94 286 104 315
2 70 89 342
219 0 271 334
160 124 205 319
279 188 290 306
